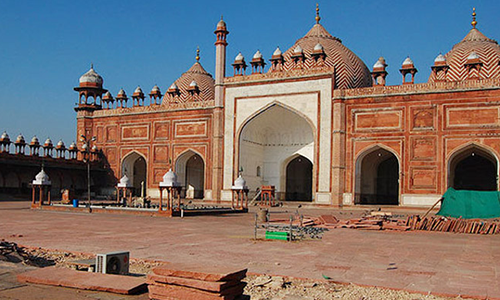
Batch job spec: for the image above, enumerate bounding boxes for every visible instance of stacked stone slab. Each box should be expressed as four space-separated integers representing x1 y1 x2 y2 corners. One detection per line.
147 263 247 300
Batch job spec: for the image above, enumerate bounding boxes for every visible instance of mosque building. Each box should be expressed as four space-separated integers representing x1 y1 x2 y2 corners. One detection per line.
73 7 500 207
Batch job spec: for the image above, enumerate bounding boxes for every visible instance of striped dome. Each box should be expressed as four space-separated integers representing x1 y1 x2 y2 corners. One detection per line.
162 62 214 104
274 23 372 89
429 28 500 82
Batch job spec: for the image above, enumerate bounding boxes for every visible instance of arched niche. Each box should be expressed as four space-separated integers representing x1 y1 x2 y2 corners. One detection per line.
448 144 498 191
238 104 315 200
355 146 400 205
122 151 147 196
175 150 205 199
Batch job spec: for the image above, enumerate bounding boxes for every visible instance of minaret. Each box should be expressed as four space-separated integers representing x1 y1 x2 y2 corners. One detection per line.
212 16 229 202
214 16 228 107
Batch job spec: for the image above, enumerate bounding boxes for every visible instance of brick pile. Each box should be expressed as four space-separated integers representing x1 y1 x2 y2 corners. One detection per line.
147 263 247 300
406 215 500 234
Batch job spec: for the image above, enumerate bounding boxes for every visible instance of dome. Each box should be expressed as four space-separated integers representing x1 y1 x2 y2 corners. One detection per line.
15 134 25 144
216 17 226 30
44 138 53 146
81 143 88 150
0 131 9 141
79 65 103 87
134 86 143 94
293 45 303 54
33 168 51 185
151 85 161 93
103 91 113 100
232 175 247 190
117 175 132 188
274 23 372 89
162 61 215 105
253 50 263 59
314 43 324 51
235 52 244 62
429 26 500 82
160 168 180 187
56 140 65 147
467 51 480 60
30 136 39 145
273 47 282 56
69 141 77 150
373 60 384 69
402 57 414 66
117 89 126 97
434 54 446 63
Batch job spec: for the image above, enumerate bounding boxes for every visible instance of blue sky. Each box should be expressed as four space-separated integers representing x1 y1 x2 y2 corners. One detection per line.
0 0 498 145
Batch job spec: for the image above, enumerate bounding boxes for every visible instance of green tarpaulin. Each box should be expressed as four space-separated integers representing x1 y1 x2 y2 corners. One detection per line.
437 188 500 219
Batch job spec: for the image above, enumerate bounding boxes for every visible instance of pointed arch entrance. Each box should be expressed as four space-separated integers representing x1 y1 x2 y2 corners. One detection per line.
238 104 315 200
285 155 313 201
176 151 205 199
122 152 147 196
355 146 399 205
448 145 498 191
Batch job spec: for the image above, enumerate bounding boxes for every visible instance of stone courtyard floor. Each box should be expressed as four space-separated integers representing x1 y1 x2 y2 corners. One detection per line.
1 200 499 299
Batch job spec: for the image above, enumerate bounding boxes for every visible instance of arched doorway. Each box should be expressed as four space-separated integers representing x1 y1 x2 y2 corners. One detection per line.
356 147 399 205
122 152 147 196
238 104 315 200
176 151 205 199
449 146 498 191
285 156 312 201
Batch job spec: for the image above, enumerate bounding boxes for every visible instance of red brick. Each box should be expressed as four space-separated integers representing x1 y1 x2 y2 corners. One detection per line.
147 273 240 292
152 263 247 282
148 283 245 300
17 266 146 295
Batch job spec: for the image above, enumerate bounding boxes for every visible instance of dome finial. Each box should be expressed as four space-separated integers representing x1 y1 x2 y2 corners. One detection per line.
315 3 321 24
91 62 93 69
471 7 477 29
196 46 200 62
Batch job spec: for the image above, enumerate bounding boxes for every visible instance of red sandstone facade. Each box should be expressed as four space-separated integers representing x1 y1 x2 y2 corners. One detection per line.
72 8 500 207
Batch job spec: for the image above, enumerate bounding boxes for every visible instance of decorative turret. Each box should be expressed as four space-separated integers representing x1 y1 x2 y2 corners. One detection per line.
43 138 54 157
102 91 114 109
400 56 418 84
74 64 107 112
430 53 449 82
371 57 388 86
232 53 247 76
250 50 266 74
29 136 40 156
291 45 305 64
116 88 128 108
160 169 180 187
14 134 26 154
68 141 78 159
55 140 66 158
0 131 11 153
32 168 51 186
132 86 145 107
269 46 284 71
464 51 483 79
311 43 326 62
167 82 180 97
149 85 162 105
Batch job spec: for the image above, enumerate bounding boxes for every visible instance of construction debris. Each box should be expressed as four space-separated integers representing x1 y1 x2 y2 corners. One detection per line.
406 215 500 235
147 264 248 300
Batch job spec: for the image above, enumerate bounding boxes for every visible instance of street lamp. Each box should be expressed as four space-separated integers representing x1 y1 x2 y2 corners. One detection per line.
80 135 96 211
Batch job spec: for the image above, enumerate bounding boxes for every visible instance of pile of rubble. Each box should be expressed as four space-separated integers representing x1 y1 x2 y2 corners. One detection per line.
275 212 499 235
406 215 500 235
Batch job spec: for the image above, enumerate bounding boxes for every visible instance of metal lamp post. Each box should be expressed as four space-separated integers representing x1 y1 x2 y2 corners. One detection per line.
80 135 96 210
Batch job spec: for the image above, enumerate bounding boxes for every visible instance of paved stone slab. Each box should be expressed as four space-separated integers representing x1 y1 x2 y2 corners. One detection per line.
147 273 240 292
152 263 247 282
17 266 147 295
148 283 245 300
